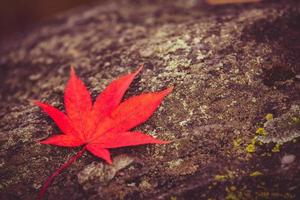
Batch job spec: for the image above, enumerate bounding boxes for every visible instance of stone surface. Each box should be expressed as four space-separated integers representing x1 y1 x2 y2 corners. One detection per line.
0 0 300 199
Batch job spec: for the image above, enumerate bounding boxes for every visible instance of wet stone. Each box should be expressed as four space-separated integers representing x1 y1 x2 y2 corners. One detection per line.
0 0 300 199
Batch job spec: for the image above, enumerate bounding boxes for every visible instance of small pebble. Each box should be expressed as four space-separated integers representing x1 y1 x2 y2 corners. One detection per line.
281 154 295 165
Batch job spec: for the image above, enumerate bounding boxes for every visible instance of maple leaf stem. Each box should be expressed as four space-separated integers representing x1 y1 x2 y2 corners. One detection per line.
38 146 87 199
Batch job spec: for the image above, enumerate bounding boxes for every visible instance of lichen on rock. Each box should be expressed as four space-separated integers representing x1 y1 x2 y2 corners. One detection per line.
1 0 300 199
258 105 300 144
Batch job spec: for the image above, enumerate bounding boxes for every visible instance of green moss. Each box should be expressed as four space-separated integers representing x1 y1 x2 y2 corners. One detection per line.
214 171 236 181
167 159 183 169
245 143 256 153
225 193 238 200
265 113 273 121
139 37 191 58
271 143 281 153
166 57 191 71
256 127 266 136
233 138 242 148
250 171 263 177
214 175 227 181
162 39 190 53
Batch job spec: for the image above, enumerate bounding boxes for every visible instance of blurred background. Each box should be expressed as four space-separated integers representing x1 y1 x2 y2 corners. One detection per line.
0 0 261 39
0 0 98 39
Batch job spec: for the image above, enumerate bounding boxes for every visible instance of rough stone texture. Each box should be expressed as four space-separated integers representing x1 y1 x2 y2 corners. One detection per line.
1 0 300 199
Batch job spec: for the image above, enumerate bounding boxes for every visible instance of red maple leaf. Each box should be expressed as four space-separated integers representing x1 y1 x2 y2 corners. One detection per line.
35 66 172 199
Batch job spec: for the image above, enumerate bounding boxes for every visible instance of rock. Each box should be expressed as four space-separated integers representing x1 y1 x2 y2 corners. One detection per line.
77 155 134 191
0 0 300 199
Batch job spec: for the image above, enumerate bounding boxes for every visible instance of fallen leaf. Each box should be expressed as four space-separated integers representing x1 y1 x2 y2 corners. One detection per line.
206 0 261 5
35 65 172 199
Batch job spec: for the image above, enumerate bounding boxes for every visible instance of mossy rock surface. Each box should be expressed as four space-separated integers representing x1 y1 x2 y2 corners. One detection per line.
1 0 300 199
